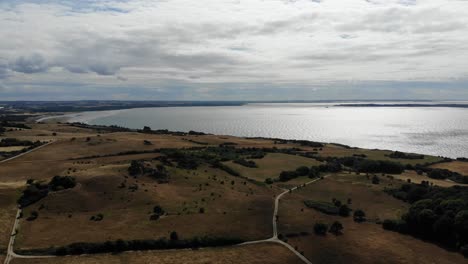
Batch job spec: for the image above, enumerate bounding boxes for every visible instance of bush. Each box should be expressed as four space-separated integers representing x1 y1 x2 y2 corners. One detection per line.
371 175 380 185
353 209 366 222
329 221 343 235
54 236 244 255
314 223 328 236
338 204 351 217
153 205 165 215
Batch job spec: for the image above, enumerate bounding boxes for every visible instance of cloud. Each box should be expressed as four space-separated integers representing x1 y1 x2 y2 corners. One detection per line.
0 61 8 79
10 53 48 74
0 0 467 100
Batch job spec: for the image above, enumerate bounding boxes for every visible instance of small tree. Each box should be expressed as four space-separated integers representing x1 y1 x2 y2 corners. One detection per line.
170 231 179 240
353 209 366 222
372 175 380 184
153 205 165 216
339 204 350 217
329 221 343 235
314 222 328 236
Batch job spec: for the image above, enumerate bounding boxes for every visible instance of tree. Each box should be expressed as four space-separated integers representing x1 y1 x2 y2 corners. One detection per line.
353 209 366 222
329 221 343 235
314 222 328 236
295 166 309 176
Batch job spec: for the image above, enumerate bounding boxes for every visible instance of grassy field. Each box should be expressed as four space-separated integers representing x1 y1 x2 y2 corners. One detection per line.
276 175 466 263
318 144 443 166
430 161 468 175
391 170 468 187
224 153 321 182
0 146 27 152
1 122 467 263
10 243 303 264
16 162 274 249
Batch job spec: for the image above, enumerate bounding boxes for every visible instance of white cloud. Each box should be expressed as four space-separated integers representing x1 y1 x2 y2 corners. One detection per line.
0 0 467 99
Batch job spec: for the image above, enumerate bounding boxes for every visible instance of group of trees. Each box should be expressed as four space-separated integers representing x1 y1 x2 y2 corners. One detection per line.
233 158 257 168
0 138 36 147
314 221 344 236
384 183 468 257
303 199 352 217
426 168 468 184
128 161 170 183
388 151 424 160
54 236 244 256
279 166 315 182
278 165 328 182
18 176 77 208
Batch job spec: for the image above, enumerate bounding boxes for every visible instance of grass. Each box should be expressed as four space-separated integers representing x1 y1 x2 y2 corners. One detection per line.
430 161 468 176
0 146 27 152
224 153 321 182
391 170 468 187
318 144 444 166
16 163 274 249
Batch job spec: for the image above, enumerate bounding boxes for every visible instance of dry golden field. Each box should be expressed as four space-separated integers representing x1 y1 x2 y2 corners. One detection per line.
224 153 321 182
430 161 468 175
1 122 467 264
277 176 466 263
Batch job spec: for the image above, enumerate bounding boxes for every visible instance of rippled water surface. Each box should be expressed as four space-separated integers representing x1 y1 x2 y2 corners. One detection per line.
68 103 468 158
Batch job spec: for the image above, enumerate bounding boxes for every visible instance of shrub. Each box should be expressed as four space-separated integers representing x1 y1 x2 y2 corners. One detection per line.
338 204 351 217
314 223 328 236
170 231 179 241
304 200 339 215
329 221 344 235
353 209 366 222
371 175 380 185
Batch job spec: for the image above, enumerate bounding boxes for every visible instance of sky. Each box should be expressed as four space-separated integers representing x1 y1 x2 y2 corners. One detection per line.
0 0 468 101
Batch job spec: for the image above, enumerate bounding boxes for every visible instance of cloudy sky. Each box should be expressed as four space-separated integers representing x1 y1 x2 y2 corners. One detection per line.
1 0 468 100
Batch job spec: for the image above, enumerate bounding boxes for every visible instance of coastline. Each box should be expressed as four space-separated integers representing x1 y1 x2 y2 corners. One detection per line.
35 109 125 124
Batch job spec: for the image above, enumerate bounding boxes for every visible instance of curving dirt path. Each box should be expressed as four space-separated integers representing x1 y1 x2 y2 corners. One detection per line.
241 177 327 264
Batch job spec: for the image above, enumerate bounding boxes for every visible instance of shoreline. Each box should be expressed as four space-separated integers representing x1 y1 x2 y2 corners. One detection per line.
32 105 468 159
